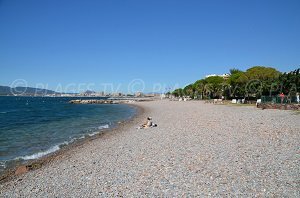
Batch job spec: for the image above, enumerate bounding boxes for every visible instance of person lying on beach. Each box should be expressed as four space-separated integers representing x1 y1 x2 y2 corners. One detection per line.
138 117 157 129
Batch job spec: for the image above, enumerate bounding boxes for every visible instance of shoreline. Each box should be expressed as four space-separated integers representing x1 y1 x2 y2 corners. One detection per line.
0 102 146 184
1 100 299 196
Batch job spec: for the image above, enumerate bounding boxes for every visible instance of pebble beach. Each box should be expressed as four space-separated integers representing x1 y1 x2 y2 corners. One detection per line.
1 100 299 197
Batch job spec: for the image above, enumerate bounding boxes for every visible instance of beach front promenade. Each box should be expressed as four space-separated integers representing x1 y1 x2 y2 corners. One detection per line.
1 100 299 197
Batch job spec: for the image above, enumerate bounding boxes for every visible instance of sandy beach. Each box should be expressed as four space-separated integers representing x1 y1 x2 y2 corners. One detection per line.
1 100 299 197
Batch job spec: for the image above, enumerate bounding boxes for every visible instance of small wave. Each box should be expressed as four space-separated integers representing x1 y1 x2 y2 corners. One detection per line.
88 124 110 137
17 145 61 160
0 110 19 114
78 135 85 140
13 124 110 161
67 135 85 144
88 131 100 137
98 124 109 130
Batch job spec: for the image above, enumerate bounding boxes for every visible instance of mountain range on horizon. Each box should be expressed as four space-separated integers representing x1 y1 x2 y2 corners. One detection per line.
0 85 59 96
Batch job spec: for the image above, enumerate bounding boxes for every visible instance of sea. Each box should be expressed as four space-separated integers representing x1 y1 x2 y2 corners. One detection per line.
0 96 137 173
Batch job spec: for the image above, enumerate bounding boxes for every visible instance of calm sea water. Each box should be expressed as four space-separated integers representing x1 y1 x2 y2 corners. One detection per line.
0 96 136 172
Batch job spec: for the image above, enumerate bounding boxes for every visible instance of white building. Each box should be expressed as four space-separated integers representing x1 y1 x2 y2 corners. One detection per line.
205 73 230 79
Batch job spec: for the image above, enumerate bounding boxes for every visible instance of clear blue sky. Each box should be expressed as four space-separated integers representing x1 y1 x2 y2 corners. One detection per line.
0 0 299 93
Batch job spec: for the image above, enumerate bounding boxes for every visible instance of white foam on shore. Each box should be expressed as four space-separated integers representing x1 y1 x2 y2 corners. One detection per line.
0 161 6 169
18 145 61 160
98 124 109 130
13 124 110 162
88 131 100 137
88 124 110 137
68 135 85 144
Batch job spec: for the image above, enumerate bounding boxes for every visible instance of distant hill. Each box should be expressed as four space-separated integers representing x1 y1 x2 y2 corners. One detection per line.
0 85 58 96
0 86 13 95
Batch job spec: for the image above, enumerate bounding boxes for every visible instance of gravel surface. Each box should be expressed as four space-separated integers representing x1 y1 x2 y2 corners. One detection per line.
1 100 299 197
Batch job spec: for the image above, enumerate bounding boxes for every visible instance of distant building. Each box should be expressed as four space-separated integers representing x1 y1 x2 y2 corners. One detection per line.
205 73 230 80
92 91 105 97
111 92 123 97
144 93 155 97
135 92 143 97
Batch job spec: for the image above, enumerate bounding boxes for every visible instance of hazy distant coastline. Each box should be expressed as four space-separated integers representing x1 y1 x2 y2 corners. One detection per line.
0 85 161 98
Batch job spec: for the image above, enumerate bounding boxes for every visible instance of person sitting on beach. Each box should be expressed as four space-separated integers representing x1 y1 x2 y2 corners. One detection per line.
143 117 153 128
139 117 157 129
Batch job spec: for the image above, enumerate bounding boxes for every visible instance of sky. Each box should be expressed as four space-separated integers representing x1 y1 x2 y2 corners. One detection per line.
0 0 299 93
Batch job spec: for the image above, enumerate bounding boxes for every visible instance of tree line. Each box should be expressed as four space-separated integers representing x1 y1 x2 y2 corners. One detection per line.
170 66 300 100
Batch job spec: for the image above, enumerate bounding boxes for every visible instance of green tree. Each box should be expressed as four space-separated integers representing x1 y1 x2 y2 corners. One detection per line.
193 79 206 99
183 84 195 98
229 68 243 75
245 66 280 81
278 68 300 96
227 71 247 98
172 88 184 97
245 66 280 97
204 76 224 98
